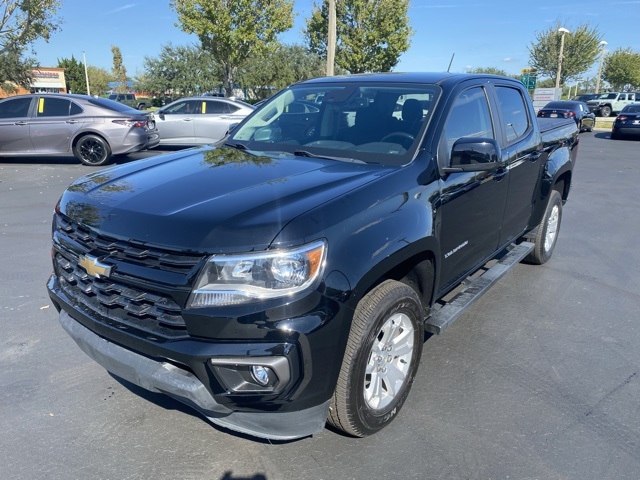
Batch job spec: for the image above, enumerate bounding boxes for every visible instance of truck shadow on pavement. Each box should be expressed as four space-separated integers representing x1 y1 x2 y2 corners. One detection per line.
109 373 306 445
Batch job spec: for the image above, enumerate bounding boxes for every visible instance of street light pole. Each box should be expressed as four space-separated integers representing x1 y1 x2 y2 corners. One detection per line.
82 51 91 96
595 41 608 94
555 27 570 91
326 0 336 76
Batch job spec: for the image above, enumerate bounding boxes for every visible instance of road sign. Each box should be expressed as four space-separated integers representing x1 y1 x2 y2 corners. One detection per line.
520 73 537 90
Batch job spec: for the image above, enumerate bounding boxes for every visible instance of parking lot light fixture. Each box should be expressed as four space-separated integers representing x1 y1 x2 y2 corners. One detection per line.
555 28 570 91
595 41 608 94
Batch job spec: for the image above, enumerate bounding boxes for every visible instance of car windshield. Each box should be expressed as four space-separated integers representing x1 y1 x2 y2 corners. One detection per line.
622 105 640 113
88 97 139 113
598 93 617 99
229 82 441 166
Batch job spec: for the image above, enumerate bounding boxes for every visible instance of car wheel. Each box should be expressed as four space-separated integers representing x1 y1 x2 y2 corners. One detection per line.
328 280 424 437
74 134 112 166
137 104 147 110
525 190 563 265
601 106 612 117
611 131 620 140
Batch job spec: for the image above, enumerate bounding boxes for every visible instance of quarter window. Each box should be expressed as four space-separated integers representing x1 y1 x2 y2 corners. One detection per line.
495 86 530 143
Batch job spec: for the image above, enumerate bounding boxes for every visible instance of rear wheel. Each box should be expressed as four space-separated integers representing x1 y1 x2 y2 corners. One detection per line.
328 280 424 437
73 134 112 166
525 190 563 265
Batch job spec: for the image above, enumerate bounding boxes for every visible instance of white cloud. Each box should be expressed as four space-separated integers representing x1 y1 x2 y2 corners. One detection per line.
107 4 137 14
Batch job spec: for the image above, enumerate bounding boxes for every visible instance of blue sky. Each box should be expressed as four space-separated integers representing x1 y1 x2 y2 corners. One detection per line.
31 0 640 83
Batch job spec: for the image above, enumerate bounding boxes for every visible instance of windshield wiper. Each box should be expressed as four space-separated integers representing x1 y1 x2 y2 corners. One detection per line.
224 142 247 150
293 150 364 164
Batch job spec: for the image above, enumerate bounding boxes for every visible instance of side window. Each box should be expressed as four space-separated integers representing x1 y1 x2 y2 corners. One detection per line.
165 100 199 114
37 98 72 117
70 102 83 115
440 86 494 163
495 86 530 143
202 100 226 114
0 98 32 118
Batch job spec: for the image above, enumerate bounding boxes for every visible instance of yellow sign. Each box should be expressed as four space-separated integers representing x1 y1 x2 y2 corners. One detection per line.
38 98 45 113
201 101 206 114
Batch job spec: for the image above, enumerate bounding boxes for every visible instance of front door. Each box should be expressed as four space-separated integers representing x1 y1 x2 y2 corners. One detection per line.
155 100 199 145
0 97 35 154
437 85 510 290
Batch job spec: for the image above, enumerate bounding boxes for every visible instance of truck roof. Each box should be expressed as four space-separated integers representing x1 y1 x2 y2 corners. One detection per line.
301 72 518 87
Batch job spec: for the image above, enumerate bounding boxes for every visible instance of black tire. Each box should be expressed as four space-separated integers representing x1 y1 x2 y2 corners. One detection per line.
328 280 424 437
611 132 621 140
137 103 147 110
525 190 563 265
601 105 612 117
73 134 112 166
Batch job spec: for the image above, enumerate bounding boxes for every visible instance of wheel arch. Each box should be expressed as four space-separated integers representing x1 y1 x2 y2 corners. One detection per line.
71 130 111 150
347 238 440 312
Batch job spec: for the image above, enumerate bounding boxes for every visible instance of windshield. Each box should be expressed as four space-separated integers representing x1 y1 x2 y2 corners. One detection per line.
229 82 441 166
622 105 640 113
598 93 617 100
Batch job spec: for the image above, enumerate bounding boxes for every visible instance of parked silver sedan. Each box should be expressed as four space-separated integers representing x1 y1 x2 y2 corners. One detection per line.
0 94 159 166
151 97 254 146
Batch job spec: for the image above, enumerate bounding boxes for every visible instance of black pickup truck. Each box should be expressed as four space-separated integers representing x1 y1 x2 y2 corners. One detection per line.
48 73 579 440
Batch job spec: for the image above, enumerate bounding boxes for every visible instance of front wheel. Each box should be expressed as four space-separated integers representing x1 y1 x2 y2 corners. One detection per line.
600 106 612 117
525 190 563 265
328 280 424 437
73 134 112 166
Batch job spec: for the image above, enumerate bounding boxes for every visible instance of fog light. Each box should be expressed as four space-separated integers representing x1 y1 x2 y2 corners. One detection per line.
251 365 271 386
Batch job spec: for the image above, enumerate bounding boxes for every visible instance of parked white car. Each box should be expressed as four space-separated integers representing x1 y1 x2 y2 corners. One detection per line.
151 97 255 146
586 92 639 117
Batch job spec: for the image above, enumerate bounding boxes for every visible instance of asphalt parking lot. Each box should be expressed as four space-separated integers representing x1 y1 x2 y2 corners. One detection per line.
1 133 639 480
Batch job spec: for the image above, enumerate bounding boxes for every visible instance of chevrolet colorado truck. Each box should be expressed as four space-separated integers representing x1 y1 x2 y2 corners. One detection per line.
48 73 579 440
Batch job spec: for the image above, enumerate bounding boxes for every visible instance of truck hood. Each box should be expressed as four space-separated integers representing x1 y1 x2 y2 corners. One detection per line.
57 146 389 252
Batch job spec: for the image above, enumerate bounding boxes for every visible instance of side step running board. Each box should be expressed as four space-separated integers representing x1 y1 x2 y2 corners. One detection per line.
424 242 534 335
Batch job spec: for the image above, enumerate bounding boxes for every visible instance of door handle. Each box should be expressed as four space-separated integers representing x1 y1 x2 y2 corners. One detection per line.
494 167 508 181
182 118 193 122
66 120 80 124
519 151 543 162
14 121 29 126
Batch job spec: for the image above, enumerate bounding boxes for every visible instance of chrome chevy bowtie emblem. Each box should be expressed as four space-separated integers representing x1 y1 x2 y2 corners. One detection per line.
78 255 112 279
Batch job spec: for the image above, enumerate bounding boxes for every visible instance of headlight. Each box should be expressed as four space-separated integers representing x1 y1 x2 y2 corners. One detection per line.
188 240 326 307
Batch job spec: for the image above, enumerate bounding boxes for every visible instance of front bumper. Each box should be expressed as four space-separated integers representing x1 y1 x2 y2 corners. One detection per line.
48 271 352 440
58 310 329 440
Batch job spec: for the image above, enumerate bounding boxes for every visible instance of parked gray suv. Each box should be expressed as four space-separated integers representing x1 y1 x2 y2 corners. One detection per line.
0 94 159 165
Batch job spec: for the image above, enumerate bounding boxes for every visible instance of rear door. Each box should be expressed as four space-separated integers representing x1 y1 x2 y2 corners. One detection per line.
192 99 240 143
492 83 545 245
0 97 35 154
29 97 84 154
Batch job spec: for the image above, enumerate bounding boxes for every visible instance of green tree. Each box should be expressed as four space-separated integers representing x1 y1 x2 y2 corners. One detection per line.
528 21 602 85
170 0 295 96
305 0 412 74
602 48 640 91
468 67 509 76
57 56 86 94
136 43 221 97
241 44 325 100
87 66 113 96
111 45 128 92
0 0 61 90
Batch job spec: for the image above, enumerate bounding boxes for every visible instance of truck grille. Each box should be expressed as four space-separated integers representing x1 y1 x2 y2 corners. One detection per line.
53 214 206 340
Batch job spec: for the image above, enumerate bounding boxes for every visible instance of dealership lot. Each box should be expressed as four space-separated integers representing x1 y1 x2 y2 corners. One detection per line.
1 134 639 479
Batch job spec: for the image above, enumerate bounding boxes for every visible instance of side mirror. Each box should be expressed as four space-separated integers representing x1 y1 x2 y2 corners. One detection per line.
443 137 502 173
157 110 165 120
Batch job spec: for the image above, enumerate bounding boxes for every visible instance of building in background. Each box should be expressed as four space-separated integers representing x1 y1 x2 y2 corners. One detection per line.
0 67 67 98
